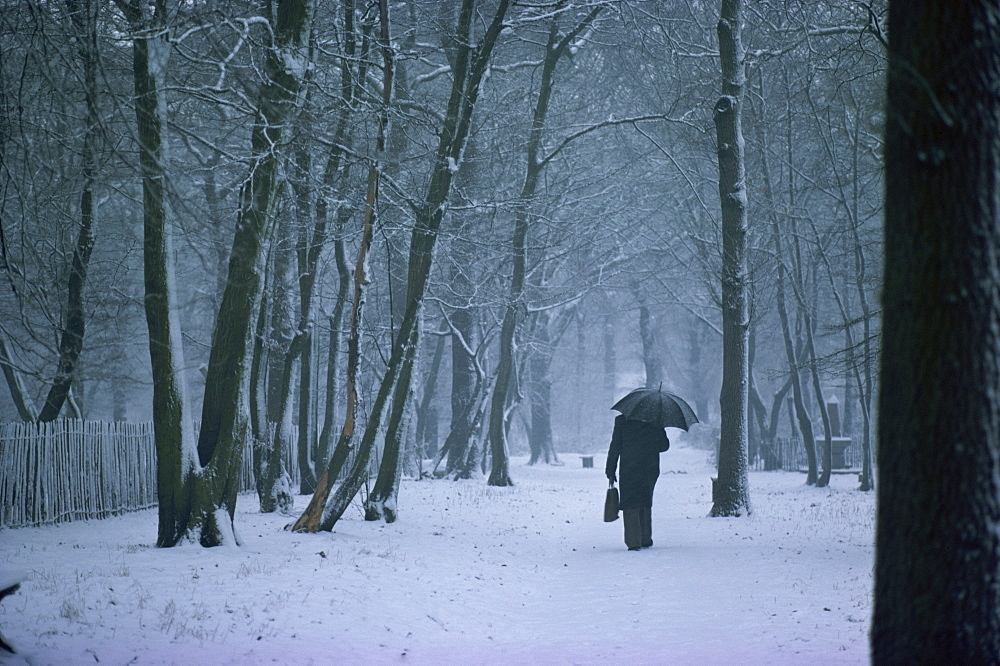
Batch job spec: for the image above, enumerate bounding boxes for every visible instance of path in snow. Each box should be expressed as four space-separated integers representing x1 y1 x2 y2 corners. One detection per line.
0 444 874 664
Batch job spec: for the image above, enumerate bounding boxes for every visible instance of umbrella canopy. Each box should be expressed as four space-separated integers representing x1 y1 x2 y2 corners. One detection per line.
612 386 699 430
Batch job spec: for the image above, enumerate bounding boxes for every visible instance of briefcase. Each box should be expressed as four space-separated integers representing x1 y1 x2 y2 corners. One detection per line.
604 482 620 522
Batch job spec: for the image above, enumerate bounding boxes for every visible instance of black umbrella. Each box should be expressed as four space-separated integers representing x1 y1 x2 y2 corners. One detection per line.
612 386 699 430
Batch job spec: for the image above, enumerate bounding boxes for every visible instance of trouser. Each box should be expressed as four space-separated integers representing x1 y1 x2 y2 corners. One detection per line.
623 506 653 550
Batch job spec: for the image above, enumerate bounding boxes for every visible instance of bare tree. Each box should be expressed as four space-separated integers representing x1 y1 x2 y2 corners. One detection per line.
119 0 315 546
711 0 751 517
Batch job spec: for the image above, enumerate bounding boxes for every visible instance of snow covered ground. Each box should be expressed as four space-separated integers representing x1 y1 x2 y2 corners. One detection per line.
0 443 874 665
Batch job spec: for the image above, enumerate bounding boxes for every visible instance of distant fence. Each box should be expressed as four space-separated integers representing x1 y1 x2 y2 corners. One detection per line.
0 419 304 529
754 436 864 472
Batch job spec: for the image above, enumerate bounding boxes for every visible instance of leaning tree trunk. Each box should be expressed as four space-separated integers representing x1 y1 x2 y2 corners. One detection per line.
295 0 512 531
486 8 598 486
0 335 37 422
38 0 100 423
710 0 751 517
872 1 1000 660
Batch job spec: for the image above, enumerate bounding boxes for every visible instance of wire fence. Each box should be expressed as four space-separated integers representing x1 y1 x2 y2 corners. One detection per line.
0 419 303 529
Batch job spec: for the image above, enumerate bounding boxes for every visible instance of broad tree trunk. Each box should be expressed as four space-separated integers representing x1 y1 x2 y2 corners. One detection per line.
117 0 196 547
873 1 1000 659
710 0 751 517
123 0 313 546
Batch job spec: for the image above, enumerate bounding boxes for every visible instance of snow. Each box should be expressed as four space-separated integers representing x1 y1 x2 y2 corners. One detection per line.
0 444 874 664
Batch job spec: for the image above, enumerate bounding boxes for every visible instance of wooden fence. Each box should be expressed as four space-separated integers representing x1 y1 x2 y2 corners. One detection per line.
753 436 863 473
0 419 303 529
0 420 157 528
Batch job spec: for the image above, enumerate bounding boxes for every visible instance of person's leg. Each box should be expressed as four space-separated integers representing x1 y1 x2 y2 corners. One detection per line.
640 505 653 548
623 509 642 550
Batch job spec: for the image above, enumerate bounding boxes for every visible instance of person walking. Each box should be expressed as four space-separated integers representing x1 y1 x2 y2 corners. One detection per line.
605 414 669 550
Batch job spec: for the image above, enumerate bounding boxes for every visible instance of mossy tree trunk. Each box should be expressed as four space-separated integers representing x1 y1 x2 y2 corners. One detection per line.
120 0 313 546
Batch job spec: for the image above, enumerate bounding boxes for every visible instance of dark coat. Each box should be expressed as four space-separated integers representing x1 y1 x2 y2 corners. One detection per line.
605 415 669 510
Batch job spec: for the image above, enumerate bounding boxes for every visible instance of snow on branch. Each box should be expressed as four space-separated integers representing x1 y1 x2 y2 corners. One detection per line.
536 114 674 170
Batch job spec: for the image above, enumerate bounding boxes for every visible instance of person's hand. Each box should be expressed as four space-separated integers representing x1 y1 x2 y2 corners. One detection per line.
608 473 617 483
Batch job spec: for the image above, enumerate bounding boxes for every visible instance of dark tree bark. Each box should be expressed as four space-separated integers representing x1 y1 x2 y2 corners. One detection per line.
37 0 100 422
442 301 483 477
116 0 196 547
414 333 446 460
120 0 313 546
487 6 599 487
710 0 751 517
872 1 1000 660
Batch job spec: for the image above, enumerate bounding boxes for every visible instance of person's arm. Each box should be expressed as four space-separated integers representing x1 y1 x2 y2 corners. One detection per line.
606 419 622 481
657 428 670 452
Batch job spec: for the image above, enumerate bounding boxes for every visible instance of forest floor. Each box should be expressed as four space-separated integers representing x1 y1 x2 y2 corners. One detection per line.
0 442 874 665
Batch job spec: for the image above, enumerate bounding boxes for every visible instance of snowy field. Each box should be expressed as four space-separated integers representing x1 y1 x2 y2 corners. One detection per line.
0 444 874 665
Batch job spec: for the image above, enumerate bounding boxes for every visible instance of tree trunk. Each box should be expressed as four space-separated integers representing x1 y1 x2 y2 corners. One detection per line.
527 310 558 465
292 0 395 533
296 0 512 530
756 97 818 484
0 335 37 422
38 0 100 423
443 265 479 476
124 0 312 546
637 304 663 389
486 8 596 486
118 0 196 547
257 222 296 513
415 333 446 460
365 325 417 522
315 228 350 474
710 0 751 517
873 1 1000 659
603 315 616 403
